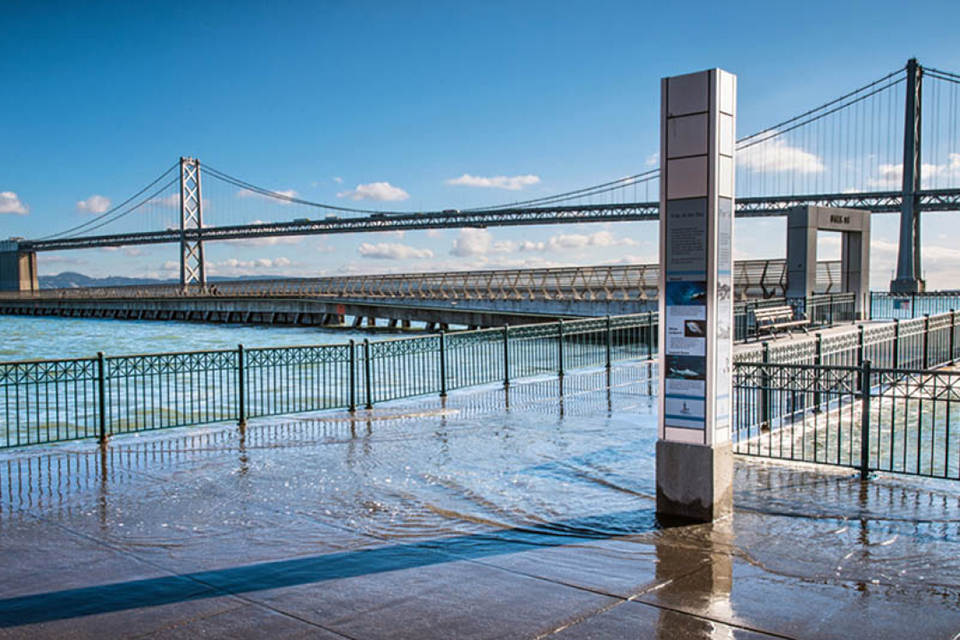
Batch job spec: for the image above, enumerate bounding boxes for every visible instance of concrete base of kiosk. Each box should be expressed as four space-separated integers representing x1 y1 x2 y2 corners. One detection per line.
656 440 734 522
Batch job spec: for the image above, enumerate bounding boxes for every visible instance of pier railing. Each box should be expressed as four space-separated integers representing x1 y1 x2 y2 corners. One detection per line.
733 309 960 480
0 312 657 449
870 291 960 319
733 361 960 480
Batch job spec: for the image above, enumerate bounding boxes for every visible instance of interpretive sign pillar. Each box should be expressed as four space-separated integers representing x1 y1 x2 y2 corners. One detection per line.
656 68 736 522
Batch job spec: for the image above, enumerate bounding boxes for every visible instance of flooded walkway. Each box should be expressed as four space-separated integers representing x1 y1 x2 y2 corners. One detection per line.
1 363 958 639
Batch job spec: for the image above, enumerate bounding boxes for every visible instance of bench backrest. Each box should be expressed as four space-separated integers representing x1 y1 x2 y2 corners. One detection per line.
754 306 795 323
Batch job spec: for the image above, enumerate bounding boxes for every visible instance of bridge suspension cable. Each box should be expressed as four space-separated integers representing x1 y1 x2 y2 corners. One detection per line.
37 163 179 241
31 60 960 244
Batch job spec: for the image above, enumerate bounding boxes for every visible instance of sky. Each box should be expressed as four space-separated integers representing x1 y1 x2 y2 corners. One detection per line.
2 0 960 289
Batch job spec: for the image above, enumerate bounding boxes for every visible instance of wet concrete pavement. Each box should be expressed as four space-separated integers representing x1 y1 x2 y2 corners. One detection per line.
1 363 958 639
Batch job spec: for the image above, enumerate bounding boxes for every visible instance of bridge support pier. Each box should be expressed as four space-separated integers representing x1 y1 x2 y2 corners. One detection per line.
0 242 38 293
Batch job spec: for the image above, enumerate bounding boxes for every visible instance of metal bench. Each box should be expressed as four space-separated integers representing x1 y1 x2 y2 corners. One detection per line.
754 305 809 339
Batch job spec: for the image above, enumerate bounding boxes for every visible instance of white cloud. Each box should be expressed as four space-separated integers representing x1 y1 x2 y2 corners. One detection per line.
738 133 825 174
151 193 180 208
446 173 540 190
869 153 960 189
226 222 303 247
358 242 434 260
337 182 409 202
450 229 494 257
447 228 637 258
546 230 637 251
0 191 28 215
645 152 659 167
205 257 293 276
236 188 299 203
426 229 445 239
333 176 343 184
76 194 112 214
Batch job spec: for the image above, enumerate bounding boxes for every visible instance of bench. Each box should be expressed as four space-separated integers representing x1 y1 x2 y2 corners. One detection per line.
754 305 809 339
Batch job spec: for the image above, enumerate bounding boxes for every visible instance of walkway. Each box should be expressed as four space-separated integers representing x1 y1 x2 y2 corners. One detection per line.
1 363 958 639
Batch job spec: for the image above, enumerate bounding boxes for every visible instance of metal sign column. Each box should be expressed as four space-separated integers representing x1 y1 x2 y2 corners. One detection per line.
656 68 736 522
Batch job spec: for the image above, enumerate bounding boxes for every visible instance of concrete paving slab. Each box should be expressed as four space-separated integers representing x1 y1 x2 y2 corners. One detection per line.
247 556 619 640
550 599 779 639
132 603 346 640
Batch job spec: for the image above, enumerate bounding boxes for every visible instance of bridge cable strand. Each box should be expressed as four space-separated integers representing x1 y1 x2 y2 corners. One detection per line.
735 76 906 151
736 66 906 144
472 66 907 211
202 165 409 215
52 177 180 240
36 163 179 241
922 66 960 81
464 169 662 211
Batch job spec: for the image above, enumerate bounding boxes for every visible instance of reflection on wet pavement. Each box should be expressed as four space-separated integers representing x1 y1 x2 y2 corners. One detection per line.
0 362 958 639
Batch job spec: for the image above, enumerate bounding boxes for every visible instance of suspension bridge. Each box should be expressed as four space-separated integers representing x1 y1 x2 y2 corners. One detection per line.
3 59 960 308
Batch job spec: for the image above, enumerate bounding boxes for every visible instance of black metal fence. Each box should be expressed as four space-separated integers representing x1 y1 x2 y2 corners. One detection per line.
733 308 960 480
0 313 657 449
733 360 960 480
734 293 856 342
871 291 960 319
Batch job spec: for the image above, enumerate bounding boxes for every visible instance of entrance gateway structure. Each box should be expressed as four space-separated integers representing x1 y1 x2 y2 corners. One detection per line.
786 205 871 319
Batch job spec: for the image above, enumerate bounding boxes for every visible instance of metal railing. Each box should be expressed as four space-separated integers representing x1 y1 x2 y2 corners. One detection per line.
733 360 960 480
1 259 842 304
0 312 657 449
871 291 960 319
733 292 857 342
733 307 960 480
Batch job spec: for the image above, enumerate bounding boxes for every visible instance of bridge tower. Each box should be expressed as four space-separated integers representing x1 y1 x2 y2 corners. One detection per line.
891 58 924 293
179 157 206 290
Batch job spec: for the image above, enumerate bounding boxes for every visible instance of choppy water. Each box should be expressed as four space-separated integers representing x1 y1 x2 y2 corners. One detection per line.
0 315 397 362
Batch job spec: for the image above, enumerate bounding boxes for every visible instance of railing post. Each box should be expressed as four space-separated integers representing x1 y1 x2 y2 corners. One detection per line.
951 310 957 364
856 325 865 392
605 315 612 369
646 313 654 361
97 351 107 445
760 342 770 431
502 325 510 388
439 331 448 397
912 293 917 319
557 320 565 377
363 339 373 410
237 344 246 427
860 359 872 478
857 324 865 368
813 333 823 410
893 319 901 370
348 339 357 412
922 313 930 370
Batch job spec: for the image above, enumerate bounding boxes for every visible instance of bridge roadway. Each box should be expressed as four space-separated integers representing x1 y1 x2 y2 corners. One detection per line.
0 259 839 329
20 189 960 252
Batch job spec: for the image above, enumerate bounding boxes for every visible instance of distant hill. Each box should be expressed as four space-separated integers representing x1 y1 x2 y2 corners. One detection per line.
39 272 286 289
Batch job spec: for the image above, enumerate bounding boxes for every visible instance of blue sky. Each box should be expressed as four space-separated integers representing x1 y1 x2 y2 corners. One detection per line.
2 1 960 288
